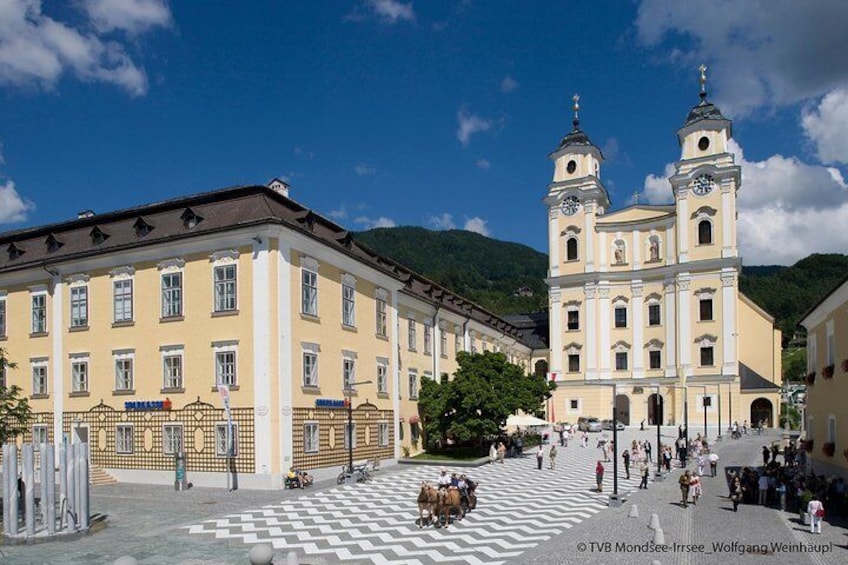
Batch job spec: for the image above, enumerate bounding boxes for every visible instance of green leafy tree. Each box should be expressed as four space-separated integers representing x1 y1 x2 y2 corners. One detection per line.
782 348 807 382
418 351 554 450
0 348 32 444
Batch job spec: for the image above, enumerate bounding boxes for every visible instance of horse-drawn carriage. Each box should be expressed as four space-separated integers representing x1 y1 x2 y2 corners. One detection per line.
417 479 478 528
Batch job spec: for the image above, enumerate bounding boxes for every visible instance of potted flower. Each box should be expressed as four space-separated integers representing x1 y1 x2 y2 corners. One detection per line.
805 371 816 385
805 439 814 453
823 364 835 379
823 442 835 457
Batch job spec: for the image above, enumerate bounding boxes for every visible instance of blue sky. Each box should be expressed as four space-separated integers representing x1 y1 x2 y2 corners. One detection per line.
2 1 848 265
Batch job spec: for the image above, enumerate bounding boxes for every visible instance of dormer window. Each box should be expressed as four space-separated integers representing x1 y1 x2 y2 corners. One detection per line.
45 234 63 253
180 208 203 230
133 217 154 237
7 243 24 261
90 226 109 245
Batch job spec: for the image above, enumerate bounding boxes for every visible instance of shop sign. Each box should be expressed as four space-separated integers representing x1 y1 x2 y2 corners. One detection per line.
315 398 348 409
125 399 172 411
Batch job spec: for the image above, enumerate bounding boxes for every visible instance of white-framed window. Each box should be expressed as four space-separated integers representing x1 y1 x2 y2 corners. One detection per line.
567 398 581 414
568 353 580 372
470 336 477 354
214 265 238 312
647 296 662 326
375 292 387 337
378 422 389 447
70 285 89 328
423 322 432 355
408 370 419 400
614 305 627 328
808 335 817 373
408 318 417 351
343 355 356 390
163 424 184 455
699 298 714 321
215 423 239 457
71 356 89 393
698 219 713 245
342 274 356 327
455 327 462 354
162 347 184 389
440 325 448 358
302 343 319 387
32 425 48 445
344 422 357 450
216 351 236 386
301 257 319 316
826 321 835 366
615 352 628 371
700 346 714 367
304 422 319 453
31 291 47 333
114 350 134 391
116 425 134 454
566 236 578 261
377 358 388 394
113 279 133 322
161 272 183 318
31 360 48 395
567 307 580 330
0 294 6 337
0 361 5 389
649 349 662 369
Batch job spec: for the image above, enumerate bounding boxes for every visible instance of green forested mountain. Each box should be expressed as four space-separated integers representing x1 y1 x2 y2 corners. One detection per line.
353 227 548 315
354 228 848 340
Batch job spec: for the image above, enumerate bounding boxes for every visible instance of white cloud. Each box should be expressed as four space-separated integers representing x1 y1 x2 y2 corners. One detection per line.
347 1 415 24
801 87 848 165
293 146 315 160
354 216 397 229
463 217 490 237
634 0 848 116
636 139 848 264
0 179 35 223
476 158 491 170
0 0 170 96
354 163 377 176
82 0 172 34
456 107 492 147
427 213 455 230
601 137 622 163
328 206 347 219
500 75 518 93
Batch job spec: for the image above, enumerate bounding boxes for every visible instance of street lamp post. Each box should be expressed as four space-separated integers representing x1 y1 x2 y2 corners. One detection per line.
596 382 620 506
650 384 663 481
716 383 723 441
345 380 373 480
666 384 689 466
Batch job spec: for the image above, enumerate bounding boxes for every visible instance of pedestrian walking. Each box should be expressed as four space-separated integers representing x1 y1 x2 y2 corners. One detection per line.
638 461 649 489
776 480 787 511
807 494 825 534
581 432 588 448
697 453 706 476
536 445 544 470
550 444 558 470
762 446 770 466
644 440 652 463
679 470 692 507
731 477 742 512
743 420 748 435
622 449 631 479
595 461 604 492
559 428 565 447
516 436 524 457
489 443 497 465
708 452 719 477
758 473 768 505
690 473 703 505
497 441 506 464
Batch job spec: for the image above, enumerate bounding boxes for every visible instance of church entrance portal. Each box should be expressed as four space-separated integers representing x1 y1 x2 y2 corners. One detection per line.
750 398 773 428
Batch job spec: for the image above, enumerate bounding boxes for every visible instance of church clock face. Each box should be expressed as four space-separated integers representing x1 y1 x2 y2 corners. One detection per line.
561 196 580 216
692 174 714 196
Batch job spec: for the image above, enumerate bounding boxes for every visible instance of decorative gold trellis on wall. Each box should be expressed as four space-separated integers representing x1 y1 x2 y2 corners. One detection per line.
292 401 394 471
59 398 255 474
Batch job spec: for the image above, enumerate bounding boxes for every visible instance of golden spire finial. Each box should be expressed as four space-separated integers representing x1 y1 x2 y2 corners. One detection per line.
698 64 708 100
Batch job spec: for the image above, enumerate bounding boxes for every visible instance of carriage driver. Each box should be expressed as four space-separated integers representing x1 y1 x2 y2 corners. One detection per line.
437 467 452 490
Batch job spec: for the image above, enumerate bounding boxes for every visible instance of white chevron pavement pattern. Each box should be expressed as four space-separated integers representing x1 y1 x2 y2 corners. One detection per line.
184 440 641 564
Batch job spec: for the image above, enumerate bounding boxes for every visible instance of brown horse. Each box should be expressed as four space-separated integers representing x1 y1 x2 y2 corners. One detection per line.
435 487 464 528
417 482 438 527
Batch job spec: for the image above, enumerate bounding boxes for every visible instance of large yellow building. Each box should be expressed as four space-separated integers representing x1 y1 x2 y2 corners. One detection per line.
540 82 781 432
0 182 533 488
800 274 848 478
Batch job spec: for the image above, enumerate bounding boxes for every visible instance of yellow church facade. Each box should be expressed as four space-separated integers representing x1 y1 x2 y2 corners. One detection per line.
0 183 532 489
542 83 781 434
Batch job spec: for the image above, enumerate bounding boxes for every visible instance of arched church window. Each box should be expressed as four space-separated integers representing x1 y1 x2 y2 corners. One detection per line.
698 220 713 245
566 237 578 261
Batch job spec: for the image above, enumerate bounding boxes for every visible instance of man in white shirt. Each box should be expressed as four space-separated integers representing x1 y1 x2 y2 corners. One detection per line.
437 468 451 490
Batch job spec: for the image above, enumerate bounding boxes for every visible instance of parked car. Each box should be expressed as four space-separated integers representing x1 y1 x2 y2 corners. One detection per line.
601 419 626 431
578 417 603 432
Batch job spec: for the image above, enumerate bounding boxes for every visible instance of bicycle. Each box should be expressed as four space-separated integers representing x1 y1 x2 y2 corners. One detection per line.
336 464 372 485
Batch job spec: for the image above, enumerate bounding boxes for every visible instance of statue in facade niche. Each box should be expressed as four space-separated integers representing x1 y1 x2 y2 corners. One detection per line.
649 239 660 261
614 243 625 264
